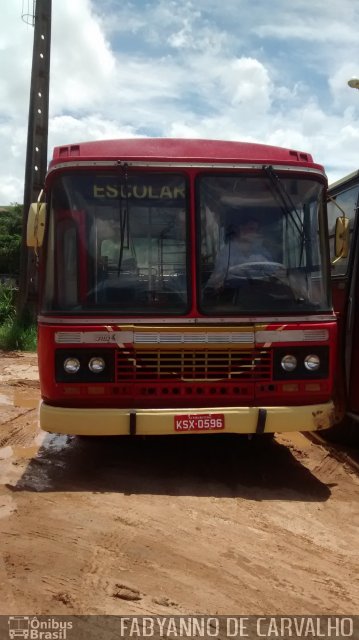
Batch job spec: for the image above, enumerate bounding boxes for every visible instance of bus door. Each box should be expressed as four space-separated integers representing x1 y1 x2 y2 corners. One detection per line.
345 215 359 415
327 176 359 418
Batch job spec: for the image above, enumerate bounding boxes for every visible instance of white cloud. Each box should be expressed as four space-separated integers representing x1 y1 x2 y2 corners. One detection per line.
0 6 33 123
50 0 115 114
218 58 272 111
49 114 140 148
1 0 359 204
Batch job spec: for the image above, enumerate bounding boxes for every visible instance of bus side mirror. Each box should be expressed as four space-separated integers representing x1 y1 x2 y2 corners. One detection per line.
27 202 47 248
334 216 349 259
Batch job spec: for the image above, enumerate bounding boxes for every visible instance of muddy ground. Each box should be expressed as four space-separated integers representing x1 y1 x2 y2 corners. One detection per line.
0 351 358 615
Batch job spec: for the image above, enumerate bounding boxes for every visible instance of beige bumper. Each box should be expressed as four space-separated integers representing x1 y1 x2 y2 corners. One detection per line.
40 401 335 436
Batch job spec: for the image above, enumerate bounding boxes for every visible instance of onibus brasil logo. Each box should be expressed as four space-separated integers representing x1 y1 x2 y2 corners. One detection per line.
8 617 72 640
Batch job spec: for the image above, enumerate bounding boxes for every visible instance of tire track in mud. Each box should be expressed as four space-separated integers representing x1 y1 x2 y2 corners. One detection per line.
2 442 359 615
0 352 359 615
0 409 38 448
79 499 186 614
305 431 359 474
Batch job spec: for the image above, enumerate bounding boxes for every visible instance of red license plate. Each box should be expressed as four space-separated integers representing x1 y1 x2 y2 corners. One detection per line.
174 413 225 432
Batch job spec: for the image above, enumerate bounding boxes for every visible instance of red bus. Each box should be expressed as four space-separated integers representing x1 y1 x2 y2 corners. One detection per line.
27 138 338 437
327 170 359 441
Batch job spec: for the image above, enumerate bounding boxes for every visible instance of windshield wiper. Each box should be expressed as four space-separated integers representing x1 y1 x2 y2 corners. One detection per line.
117 162 130 276
262 164 307 265
263 165 304 233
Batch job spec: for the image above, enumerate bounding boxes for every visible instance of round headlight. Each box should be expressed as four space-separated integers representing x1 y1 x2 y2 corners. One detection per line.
88 357 106 373
304 354 320 371
63 357 80 374
281 354 297 372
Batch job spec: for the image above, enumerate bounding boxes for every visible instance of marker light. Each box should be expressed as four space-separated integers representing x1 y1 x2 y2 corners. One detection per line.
304 354 320 371
280 354 297 372
63 357 80 374
88 357 106 373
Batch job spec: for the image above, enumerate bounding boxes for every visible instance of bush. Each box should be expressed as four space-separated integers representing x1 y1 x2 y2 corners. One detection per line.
0 284 37 351
0 284 16 323
0 317 37 351
0 204 22 275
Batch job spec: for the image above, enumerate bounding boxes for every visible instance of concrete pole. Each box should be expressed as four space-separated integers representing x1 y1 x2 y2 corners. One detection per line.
18 0 52 316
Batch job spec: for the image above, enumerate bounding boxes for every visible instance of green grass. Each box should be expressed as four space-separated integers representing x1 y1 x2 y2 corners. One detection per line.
0 283 16 324
0 284 37 351
0 317 37 351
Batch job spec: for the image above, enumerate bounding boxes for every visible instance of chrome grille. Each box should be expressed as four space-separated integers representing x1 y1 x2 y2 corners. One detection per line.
116 348 272 381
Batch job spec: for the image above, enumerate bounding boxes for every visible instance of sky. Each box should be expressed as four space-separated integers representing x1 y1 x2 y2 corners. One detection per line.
1 0 359 204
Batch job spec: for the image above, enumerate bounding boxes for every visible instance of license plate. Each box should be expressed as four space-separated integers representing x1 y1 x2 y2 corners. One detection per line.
174 413 225 432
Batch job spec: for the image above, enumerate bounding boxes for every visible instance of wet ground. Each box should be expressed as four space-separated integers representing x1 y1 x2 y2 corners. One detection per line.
0 352 358 615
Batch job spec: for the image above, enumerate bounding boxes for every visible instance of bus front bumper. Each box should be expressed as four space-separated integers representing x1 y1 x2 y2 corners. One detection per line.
40 401 335 436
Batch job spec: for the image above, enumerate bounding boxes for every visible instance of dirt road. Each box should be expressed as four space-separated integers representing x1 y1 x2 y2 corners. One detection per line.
0 352 358 615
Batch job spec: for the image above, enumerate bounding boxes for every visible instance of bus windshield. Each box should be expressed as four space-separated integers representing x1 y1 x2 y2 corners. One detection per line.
43 172 189 314
198 174 330 314
42 169 330 316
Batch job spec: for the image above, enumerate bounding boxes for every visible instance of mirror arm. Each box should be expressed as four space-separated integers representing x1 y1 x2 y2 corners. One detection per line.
331 251 344 266
327 195 347 217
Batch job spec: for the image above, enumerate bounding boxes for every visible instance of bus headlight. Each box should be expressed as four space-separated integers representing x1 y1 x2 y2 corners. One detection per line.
304 354 320 371
63 357 81 374
88 357 106 373
281 354 297 372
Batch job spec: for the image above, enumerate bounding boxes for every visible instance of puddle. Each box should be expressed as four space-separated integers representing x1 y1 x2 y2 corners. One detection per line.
0 434 65 493
0 430 70 465
42 433 70 454
12 445 41 459
0 393 12 405
13 388 40 409
35 431 47 447
0 446 13 460
0 387 39 410
0 444 40 461
17 467 54 492
0 433 69 463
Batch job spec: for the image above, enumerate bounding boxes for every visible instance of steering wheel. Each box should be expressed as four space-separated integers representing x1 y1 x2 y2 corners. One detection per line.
227 261 286 279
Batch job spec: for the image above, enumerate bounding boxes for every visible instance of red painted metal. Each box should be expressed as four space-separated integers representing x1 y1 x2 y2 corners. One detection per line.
38 321 337 409
37 138 335 423
49 138 321 169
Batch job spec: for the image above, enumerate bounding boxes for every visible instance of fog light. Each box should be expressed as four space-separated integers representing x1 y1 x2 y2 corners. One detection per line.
63 357 80 374
88 357 106 373
281 354 297 372
304 354 320 371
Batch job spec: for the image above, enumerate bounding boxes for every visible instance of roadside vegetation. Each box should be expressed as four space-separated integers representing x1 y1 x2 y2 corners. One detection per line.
0 283 37 351
0 204 37 351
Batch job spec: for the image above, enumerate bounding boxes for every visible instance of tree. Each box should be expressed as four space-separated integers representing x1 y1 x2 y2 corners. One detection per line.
0 204 23 275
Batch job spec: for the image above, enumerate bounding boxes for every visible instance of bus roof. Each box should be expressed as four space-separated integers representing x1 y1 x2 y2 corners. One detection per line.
50 137 323 171
329 169 359 193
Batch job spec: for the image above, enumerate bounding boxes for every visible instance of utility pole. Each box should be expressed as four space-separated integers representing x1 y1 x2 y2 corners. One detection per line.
18 0 52 315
